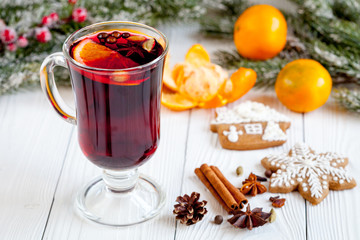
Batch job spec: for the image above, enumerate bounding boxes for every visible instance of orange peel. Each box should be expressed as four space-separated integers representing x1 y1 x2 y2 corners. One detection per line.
161 44 256 111
161 88 197 111
220 67 257 103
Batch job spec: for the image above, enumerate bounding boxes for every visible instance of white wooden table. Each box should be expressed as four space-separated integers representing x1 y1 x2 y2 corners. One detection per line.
0 24 359 240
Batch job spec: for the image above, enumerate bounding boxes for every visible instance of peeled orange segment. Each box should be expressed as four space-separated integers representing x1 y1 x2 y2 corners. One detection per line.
162 57 178 91
221 67 257 103
171 63 185 87
174 62 228 102
185 44 210 67
73 39 138 69
161 91 197 111
163 73 177 91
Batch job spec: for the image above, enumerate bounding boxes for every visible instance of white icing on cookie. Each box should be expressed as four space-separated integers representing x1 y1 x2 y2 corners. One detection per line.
262 121 287 142
211 101 290 125
266 142 353 199
223 125 243 142
244 123 263 134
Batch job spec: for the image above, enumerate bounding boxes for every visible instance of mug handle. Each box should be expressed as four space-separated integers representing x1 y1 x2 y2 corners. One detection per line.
40 52 76 125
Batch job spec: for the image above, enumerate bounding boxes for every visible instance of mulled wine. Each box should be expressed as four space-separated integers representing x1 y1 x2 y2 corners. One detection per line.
68 30 164 170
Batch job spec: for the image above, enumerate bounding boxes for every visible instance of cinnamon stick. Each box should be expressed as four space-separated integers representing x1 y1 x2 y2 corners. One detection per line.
200 164 238 210
210 165 248 209
194 168 232 213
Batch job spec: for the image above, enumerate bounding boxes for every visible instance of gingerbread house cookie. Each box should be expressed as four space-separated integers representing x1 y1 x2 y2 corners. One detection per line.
211 101 291 150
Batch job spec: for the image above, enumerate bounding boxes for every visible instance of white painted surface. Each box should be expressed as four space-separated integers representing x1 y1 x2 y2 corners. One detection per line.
0 25 359 240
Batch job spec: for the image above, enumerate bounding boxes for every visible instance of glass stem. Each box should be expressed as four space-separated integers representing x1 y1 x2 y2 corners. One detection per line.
103 168 139 192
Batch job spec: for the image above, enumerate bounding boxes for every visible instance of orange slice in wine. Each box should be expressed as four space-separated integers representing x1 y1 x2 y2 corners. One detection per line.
72 39 138 69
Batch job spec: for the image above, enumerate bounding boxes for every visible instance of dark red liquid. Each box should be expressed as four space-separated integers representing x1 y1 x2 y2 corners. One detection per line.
68 31 164 170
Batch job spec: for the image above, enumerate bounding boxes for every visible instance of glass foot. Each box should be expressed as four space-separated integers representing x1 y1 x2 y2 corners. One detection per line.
75 173 165 227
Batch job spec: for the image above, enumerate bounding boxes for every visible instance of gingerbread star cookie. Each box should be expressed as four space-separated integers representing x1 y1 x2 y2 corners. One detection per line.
211 101 291 150
261 142 356 205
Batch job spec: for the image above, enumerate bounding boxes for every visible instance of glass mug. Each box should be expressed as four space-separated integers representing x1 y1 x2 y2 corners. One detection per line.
40 21 168 226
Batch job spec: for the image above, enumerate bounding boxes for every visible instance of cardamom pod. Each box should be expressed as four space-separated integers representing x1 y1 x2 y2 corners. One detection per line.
269 208 276 223
236 166 243 176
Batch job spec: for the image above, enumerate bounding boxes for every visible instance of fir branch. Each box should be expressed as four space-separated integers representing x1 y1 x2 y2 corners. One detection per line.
0 0 204 95
308 40 360 84
291 0 360 50
216 50 284 88
200 0 248 38
209 0 360 87
84 0 204 26
305 15 360 50
332 0 360 23
333 88 360 113
215 37 310 88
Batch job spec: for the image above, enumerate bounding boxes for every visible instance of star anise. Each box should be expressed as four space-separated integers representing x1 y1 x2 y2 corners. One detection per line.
228 204 271 230
117 43 145 58
240 173 267 196
173 192 207 226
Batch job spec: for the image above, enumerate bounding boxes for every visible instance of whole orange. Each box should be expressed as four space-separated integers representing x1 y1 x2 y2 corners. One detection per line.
275 59 332 113
234 5 287 60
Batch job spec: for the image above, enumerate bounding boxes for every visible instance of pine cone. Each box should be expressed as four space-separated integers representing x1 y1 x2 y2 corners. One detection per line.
173 192 208 226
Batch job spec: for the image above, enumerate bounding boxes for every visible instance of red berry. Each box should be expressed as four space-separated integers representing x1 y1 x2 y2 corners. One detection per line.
6 43 17 52
42 16 53 26
35 27 52 43
0 27 17 44
72 8 87 23
68 0 77 4
17 36 28 48
49 12 59 22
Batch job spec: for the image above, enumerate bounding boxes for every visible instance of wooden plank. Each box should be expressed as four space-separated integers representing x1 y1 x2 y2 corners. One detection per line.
42 25 193 240
304 97 360 239
175 89 306 240
0 89 74 239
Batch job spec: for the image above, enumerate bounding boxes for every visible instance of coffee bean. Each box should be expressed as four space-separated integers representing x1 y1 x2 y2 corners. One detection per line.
106 36 117 44
255 174 267 182
265 170 272 178
97 32 109 40
122 32 130 38
214 215 223 224
111 31 121 38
